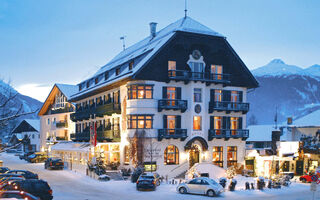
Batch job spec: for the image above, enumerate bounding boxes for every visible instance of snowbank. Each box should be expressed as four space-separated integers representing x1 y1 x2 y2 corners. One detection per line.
186 162 226 180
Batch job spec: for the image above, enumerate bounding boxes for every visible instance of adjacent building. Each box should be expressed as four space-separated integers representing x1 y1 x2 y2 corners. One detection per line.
69 17 258 177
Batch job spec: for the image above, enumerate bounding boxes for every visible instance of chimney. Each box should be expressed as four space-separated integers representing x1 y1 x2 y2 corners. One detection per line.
149 22 157 38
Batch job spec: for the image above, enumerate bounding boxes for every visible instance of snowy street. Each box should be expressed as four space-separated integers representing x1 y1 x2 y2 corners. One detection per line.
0 153 318 200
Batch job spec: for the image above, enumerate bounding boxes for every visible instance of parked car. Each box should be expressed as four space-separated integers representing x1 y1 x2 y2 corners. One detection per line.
0 173 24 179
0 190 40 200
6 149 18 153
0 167 10 173
20 152 34 160
44 158 64 170
6 170 39 179
27 152 48 163
0 177 24 185
9 179 53 200
300 173 318 183
176 177 224 197
136 172 159 191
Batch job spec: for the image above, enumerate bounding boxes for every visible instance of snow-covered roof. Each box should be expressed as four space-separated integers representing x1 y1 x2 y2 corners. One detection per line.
55 84 78 100
247 125 278 142
24 119 40 132
71 17 224 100
51 141 90 153
284 109 320 127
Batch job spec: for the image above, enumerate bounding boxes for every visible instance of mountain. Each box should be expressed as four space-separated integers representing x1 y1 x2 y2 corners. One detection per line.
247 59 320 125
0 80 42 137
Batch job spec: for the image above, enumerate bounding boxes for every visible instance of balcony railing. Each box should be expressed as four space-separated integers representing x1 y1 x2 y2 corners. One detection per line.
158 128 187 141
56 121 68 128
50 107 74 114
71 131 90 142
71 102 121 122
209 101 249 114
96 130 121 142
168 70 231 84
158 99 188 113
208 129 249 141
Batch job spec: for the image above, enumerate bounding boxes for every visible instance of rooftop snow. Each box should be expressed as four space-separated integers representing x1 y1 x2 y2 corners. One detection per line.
286 109 320 127
55 84 78 100
247 125 278 142
24 119 40 132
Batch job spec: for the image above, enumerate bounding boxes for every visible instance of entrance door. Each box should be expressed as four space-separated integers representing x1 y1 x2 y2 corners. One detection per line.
189 145 200 168
282 161 290 172
296 160 304 175
167 87 176 106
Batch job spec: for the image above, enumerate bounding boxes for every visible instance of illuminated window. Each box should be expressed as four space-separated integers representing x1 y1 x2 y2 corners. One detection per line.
127 115 153 129
211 65 223 80
231 91 239 102
230 117 238 135
127 85 153 99
194 88 202 102
214 116 222 135
193 116 202 130
168 61 176 77
213 146 223 168
215 90 222 102
164 145 179 165
227 146 237 167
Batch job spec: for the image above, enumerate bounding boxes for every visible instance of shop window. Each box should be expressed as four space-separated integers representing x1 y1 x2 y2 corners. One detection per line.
127 115 153 129
164 145 179 165
168 61 176 77
193 116 202 130
193 88 202 102
127 84 153 99
227 146 237 167
213 146 223 168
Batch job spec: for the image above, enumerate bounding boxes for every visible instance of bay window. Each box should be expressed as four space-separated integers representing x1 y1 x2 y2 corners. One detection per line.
127 115 153 129
127 84 153 99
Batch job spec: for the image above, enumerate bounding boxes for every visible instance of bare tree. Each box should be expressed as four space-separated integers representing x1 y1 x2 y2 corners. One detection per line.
129 130 146 167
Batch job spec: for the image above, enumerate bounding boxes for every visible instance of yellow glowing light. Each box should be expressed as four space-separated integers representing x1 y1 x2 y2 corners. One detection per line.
139 121 144 125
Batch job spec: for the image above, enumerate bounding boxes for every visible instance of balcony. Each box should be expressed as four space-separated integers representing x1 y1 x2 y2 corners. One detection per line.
208 129 249 141
50 107 74 114
95 103 121 117
158 129 188 141
55 121 68 128
209 101 249 114
71 131 90 142
96 130 121 142
158 99 188 113
168 70 231 84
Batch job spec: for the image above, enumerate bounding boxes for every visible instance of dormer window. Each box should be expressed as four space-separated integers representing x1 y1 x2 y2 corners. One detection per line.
79 84 82 91
211 65 223 80
129 61 134 70
86 81 89 88
104 71 109 80
187 50 205 79
95 77 99 84
116 68 120 76
168 61 176 77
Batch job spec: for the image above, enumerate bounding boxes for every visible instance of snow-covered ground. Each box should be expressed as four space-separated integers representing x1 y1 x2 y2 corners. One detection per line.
0 153 319 200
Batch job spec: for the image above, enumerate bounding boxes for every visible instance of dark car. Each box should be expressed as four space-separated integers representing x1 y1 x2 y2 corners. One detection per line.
0 176 24 185
136 172 158 191
0 190 40 200
20 152 34 160
27 153 48 163
44 158 64 170
7 170 39 179
9 179 53 200
0 173 24 179
0 167 10 173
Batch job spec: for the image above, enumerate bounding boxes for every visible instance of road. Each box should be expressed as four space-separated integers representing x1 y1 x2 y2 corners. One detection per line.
1 153 318 200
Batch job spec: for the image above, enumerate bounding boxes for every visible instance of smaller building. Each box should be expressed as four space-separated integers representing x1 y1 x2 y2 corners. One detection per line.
11 119 40 152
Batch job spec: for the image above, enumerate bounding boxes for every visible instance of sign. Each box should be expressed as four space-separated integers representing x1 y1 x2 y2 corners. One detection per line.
311 175 318 182
310 182 317 192
90 122 97 147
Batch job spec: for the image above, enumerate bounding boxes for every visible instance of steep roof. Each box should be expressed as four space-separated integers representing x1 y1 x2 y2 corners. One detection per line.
24 119 40 132
12 119 40 133
55 84 78 100
70 17 224 100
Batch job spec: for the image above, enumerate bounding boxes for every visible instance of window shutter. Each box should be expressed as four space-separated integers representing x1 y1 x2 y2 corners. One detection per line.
162 87 167 99
176 116 181 128
239 91 243 102
238 117 243 129
222 117 226 129
223 90 231 101
163 115 167 128
210 116 214 129
177 87 181 99
226 117 231 129
210 89 215 102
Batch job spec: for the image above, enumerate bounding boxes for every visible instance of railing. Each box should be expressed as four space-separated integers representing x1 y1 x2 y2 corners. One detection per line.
209 101 249 113
56 121 68 128
158 99 188 113
71 102 121 122
208 129 249 141
71 131 90 142
96 130 121 142
168 70 231 83
50 107 74 114
158 128 187 141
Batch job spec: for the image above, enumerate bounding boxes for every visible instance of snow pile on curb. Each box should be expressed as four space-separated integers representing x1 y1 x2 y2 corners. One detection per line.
186 162 226 180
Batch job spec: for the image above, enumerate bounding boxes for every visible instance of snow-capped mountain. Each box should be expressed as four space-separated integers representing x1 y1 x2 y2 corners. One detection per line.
0 80 42 136
248 59 320 125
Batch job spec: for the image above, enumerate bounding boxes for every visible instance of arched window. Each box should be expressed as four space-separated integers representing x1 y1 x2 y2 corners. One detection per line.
164 145 179 165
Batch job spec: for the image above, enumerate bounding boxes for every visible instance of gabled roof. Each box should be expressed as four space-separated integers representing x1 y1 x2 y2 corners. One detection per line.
38 83 77 116
12 119 40 133
70 17 224 100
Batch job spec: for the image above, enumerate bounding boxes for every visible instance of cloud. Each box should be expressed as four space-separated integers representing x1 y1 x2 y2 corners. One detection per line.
16 83 51 102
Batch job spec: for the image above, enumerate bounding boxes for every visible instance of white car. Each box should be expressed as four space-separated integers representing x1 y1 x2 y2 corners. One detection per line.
176 177 224 197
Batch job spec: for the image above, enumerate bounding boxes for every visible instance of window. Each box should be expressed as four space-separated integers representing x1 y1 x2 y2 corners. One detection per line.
95 77 99 84
116 68 120 76
127 115 153 129
194 88 202 102
215 90 222 102
211 65 223 80
47 118 50 125
127 85 153 99
231 91 239 102
230 117 238 135
168 61 176 77
214 116 222 134
213 146 223 168
164 145 179 165
227 146 237 167
104 71 109 80
129 61 134 70
193 116 202 130
166 87 176 106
